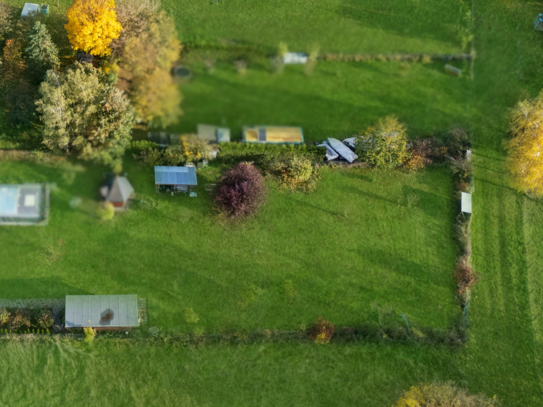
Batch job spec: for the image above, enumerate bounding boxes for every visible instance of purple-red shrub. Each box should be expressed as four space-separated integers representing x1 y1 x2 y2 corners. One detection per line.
215 163 267 218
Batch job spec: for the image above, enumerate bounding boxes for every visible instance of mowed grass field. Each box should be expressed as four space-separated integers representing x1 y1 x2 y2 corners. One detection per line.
2 0 543 406
170 60 472 141
0 158 458 332
165 0 465 54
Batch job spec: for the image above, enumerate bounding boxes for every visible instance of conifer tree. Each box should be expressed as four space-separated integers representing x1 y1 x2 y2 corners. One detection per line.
26 21 60 82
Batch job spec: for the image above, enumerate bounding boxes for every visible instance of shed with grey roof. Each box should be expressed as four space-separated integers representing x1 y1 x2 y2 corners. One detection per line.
0 183 49 225
154 166 197 193
65 295 139 330
21 3 39 18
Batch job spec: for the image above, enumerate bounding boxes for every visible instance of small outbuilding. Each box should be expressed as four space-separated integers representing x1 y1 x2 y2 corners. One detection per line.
100 175 134 209
461 192 472 214
154 166 197 193
0 183 49 225
21 3 39 18
242 126 304 145
283 52 308 64
197 124 231 143
65 295 139 331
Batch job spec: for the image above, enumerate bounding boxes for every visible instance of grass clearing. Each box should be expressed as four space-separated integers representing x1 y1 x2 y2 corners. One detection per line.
171 60 473 141
166 0 466 54
2 0 543 405
0 158 459 332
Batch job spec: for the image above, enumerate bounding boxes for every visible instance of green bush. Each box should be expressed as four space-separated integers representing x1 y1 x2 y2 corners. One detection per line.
96 202 115 221
264 155 320 192
129 140 159 153
0 308 10 325
395 381 499 407
217 142 325 164
355 115 411 168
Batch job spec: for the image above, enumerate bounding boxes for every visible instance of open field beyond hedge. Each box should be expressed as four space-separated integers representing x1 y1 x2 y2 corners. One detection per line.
0 159 459 332
2 0 543 405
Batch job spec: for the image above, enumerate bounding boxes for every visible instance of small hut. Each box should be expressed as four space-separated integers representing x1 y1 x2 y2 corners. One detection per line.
21 3 39 18
154 166 197 193
65 295 139 331
197 124 231 143
100 175 134 209
242 126 304 145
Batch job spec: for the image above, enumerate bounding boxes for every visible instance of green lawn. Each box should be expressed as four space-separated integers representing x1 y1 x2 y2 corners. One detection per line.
0 158 458 332
170 60 472 141
165 0 465 54
2 0 543 405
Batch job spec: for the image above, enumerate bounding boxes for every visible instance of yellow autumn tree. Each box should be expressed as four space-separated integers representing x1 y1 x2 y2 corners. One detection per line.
506 91 543 197
65 0 122 57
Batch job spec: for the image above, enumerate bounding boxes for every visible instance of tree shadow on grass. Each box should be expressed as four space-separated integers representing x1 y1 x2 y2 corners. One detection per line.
0 277 90 299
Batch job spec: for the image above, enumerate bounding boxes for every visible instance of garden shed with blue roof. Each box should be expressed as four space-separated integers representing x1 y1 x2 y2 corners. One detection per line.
154 166 198 193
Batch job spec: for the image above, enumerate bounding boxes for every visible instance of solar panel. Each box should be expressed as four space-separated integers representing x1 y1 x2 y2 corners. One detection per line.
258 128 267 142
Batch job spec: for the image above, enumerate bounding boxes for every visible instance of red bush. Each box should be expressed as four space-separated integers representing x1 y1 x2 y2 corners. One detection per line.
215 163 267 218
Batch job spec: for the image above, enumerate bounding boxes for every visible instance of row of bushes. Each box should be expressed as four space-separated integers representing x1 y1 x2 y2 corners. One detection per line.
319 52 473 63
453 150 476 307
0 328 51 334
131 136 213 167
0 307 54 332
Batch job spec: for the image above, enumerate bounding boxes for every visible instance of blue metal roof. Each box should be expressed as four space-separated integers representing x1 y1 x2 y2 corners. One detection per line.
154 166 197 186
0 186 19 215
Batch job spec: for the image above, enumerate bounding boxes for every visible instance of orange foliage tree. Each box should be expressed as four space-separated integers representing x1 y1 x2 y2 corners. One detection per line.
65 0 122 56
506 91 543 197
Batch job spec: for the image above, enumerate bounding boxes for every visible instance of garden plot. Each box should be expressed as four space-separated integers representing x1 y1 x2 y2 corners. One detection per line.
0 159 459 332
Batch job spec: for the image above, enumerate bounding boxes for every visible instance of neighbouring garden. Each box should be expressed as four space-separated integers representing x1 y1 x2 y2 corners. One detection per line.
1 0 543 406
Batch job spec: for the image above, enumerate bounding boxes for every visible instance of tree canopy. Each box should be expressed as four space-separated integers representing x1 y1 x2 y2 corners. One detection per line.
355 115 411 168
65 0 122 56
505 91 543 197
26 21 59 82
36 63 134 170
120 9 182 128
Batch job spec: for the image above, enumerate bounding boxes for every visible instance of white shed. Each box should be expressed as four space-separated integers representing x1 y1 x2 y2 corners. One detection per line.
283 52 308 64
21 3 40 18
461 192 472 214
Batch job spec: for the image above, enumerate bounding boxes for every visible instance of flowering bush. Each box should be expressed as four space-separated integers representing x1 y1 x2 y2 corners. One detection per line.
163 135 211 166
215 163 267 218
308 316 335 344
37 309 54 330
